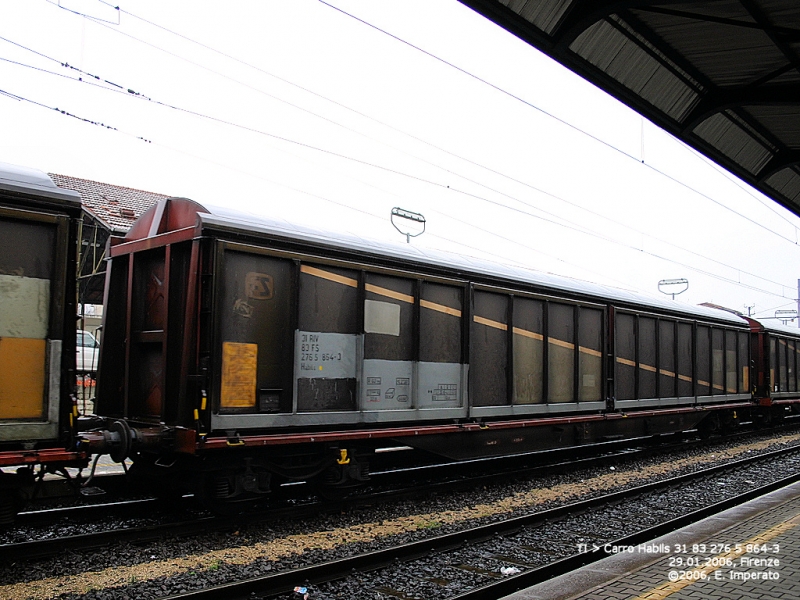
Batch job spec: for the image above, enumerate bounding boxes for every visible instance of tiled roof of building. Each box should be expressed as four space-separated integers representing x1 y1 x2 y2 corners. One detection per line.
49 173 169 233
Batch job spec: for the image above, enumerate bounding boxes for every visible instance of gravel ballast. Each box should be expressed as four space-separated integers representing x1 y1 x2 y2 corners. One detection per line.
1 431 798 600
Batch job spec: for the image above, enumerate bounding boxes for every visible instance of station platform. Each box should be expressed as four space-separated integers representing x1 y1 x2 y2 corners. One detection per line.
502 480 800 600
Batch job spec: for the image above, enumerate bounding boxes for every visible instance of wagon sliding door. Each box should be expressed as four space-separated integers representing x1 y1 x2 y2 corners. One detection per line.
362 273 415 410
0 210 69 439
295 264 360 412
217 249 294 414
417 282 463 409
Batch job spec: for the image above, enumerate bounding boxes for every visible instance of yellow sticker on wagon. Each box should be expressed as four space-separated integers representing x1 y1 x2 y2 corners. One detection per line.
221 342 257 407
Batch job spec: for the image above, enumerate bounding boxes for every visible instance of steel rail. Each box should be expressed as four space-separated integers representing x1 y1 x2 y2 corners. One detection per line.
0 441 644 561
0 431 711 543
13 419 798 526
2 426 795 563
159 444 800 600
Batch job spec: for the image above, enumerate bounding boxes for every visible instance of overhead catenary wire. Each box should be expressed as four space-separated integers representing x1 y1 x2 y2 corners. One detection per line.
4 27 797 296
142 137 631 288
0 85 151 142
9 70 792 302
32 4 800 275
1 32 796 301
0 37 620 286
5 59 794 301
4 4 797 302
33 4 800 267
43 5 797 291
0 75 663 288
70 98 780 298
110 0 800 253
752 301 800 318
317 0 800 248
686 142 800 233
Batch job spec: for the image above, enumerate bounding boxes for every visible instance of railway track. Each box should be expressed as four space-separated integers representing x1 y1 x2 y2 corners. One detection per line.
1 426 796 565
3 436 651 535
10 420 795 523
0 436 736 549
157 443 800 600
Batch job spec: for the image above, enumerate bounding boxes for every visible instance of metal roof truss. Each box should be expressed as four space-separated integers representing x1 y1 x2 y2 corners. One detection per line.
459 0 800 217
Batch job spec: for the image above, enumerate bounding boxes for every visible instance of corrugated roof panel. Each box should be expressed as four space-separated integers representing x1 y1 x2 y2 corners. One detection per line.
604 36 660 87
640 0 755 21
197 206 748 326
634 14 782 88
693 112 773 175
611 14 704 89
569 18 699 122
771 67 800 85
762 321 800 337
457 0 800 218
0 163 81 204
638 67 699 121
765 167 800 203
569 19 623 71
762 0 800 28
745 105 800 149
499 0 573 35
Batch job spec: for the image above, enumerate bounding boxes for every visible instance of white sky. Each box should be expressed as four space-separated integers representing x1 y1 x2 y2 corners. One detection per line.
1 0 799 323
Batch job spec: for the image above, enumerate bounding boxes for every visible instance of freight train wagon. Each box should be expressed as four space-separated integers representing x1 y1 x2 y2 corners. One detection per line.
81 197 758 509
747 318 800 421
0 163 85 522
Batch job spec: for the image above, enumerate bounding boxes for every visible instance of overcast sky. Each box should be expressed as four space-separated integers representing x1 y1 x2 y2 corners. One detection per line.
1 0 799 323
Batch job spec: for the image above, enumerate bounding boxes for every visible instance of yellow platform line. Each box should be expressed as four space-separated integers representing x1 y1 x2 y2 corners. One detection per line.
631 513 800 600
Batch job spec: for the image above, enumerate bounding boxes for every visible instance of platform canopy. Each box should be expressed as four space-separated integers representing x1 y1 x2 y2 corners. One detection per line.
459 0 800 218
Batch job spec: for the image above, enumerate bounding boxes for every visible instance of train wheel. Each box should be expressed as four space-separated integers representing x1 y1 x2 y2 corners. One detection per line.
312 452 370 500
754 408 772 429
697 413 720 439
196 460 272 515
719 411 739 435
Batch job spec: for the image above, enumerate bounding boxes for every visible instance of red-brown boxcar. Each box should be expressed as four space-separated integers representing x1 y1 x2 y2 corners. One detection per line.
83 197 765 509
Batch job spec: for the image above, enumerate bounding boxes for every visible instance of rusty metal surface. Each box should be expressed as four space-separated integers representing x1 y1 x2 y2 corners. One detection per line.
122 198 207 243
195 402 755 450
0 448 87 467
